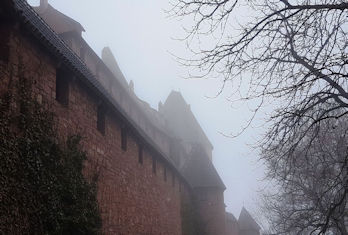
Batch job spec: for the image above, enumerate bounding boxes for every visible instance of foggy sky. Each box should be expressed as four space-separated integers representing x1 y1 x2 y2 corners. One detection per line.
28 0 267 221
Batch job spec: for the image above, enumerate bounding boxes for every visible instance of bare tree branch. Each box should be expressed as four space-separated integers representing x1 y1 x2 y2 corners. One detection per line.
170 0 348 233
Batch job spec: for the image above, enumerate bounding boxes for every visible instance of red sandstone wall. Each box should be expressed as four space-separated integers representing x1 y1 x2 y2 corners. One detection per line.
194 188 227 235
226 219 239 235
1 24 189 235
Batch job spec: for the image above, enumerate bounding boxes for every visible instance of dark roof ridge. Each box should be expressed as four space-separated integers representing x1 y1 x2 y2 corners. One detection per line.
164 91 213 149
181 143 225 189
101 47 128 89
226 212 238 222
238 207 261 231
34 3 85 33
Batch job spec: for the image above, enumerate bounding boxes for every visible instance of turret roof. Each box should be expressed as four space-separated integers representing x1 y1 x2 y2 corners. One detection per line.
160 91 213 149
181 144 225 189
34 3 85 35
238 207 261 231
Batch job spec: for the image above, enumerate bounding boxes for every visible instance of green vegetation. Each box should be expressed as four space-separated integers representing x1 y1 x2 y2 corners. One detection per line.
0 74 101 234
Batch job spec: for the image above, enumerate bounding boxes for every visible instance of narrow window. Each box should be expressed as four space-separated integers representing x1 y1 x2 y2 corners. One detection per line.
97 105 105 135
138 144 143 164
121 127 127 151
163 166 167 182
56 68 69 106
152 157 157 174
172 172 175 187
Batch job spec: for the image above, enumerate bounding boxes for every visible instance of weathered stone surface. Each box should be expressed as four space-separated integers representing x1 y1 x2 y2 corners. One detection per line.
1 26 184 235
0 2 231 231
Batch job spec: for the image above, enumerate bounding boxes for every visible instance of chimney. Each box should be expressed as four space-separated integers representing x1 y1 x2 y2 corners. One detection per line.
40 0 48 11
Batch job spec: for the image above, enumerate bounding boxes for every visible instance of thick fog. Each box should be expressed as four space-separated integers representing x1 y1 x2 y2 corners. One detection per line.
28 0 267 220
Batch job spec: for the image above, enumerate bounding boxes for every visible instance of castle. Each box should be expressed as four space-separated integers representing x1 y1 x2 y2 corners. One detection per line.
0 0 261 234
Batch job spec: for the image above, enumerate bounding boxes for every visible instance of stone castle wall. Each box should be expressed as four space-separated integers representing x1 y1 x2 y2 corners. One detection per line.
0 0 233 231
0 23 188 235
194 188 227 235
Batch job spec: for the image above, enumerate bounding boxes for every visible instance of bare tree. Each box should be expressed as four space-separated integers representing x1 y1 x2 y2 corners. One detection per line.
170 1 348 233
170 0 348 152
262 117 348 234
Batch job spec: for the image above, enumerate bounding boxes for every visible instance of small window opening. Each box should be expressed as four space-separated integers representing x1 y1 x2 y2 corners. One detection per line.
97 105 105 135
164 166 167 182
121 127 127 151
56 68 69 106
138 144 143 164
152 157 157 174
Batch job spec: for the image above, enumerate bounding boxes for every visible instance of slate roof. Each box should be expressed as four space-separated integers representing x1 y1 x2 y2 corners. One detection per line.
180 144 225 189
160 91 213 150
101 47 129 89
34 3 85 35
226 212 238 222
238 207 261 231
